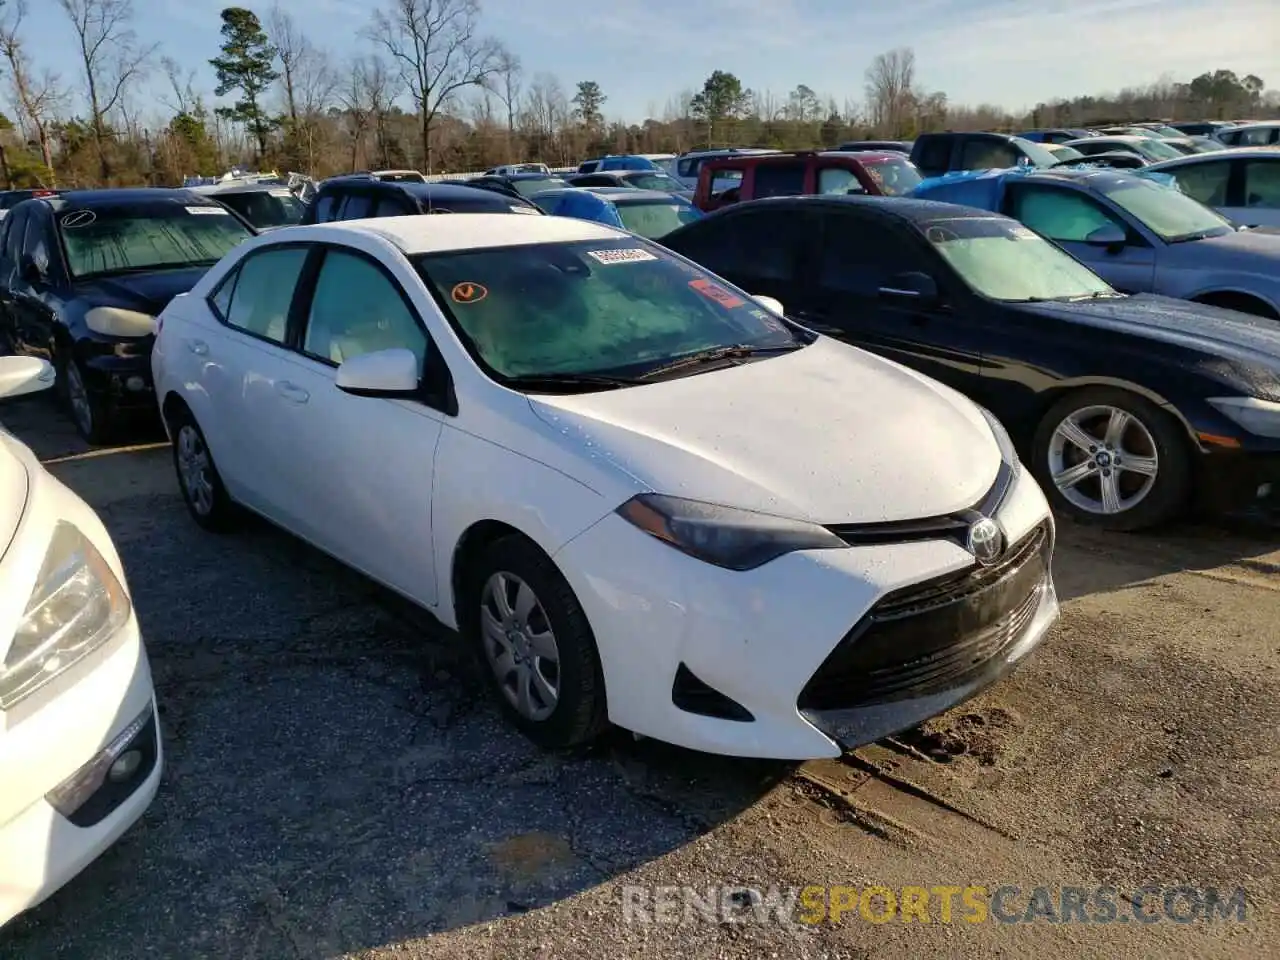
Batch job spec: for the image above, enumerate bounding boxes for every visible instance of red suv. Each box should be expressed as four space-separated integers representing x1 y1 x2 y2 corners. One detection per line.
693 151 923 212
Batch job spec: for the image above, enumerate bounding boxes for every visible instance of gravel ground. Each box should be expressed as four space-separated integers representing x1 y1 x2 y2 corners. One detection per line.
1 397 1276 960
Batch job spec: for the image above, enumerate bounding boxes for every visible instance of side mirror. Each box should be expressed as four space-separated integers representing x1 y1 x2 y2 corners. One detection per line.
0 355 55 400
1085 224 1127 249
335 348 420 399
878 271 939 305
752 295 786 317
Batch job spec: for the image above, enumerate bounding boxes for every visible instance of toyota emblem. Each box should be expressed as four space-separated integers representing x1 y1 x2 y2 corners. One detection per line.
966 517 1004 566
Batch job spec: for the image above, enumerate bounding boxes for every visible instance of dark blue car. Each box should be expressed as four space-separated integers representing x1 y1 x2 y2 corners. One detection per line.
531 187 703 239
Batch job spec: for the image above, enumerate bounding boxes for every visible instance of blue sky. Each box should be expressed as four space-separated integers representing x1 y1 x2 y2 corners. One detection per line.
20 0 1277 124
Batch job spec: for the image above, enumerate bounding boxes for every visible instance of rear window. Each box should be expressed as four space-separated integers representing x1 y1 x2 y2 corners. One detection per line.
861 158 922 196
57 202 254 278
218 189 305 228
509 178 568 198
613 199 703 238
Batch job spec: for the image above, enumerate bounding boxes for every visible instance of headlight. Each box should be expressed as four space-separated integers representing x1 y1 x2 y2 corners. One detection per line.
1207 396 1280 439
977 405 1017 463
616 494 846 571
0 522 131 710
84 307 157 337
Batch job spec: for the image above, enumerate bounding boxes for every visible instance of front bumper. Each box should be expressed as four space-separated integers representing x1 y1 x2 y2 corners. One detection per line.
76 337 156 417
554 462 1059 759
0 615 161 926
1195 447 1280 514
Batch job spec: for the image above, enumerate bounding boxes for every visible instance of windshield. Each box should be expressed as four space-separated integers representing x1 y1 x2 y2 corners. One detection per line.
218 189 304 228
613 199 703 238
925 216 1116 302
861 157 922 195
58 203 254 278
1098 178 1233 242
511 177 568 198
622 173 686 191
1011 137 1063 168
1146 125 1185 138
414 238 805 382
1130 138 1185 161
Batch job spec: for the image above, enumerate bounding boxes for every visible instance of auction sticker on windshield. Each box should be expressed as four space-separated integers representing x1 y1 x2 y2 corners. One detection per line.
452 282 488 304
186 206 228 215
586 248 659 265
688 277 745 308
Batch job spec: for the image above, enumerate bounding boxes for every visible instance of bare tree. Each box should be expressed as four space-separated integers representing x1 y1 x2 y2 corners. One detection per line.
488 46 520 137
58 0 155 181
864 46 917 137
366 0 499 173
363 55 399 169
337 58 372 169
158 54 198 115
0 0 64 181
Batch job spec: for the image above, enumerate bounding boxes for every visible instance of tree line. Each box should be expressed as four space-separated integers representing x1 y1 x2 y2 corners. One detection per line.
0 0 1276 189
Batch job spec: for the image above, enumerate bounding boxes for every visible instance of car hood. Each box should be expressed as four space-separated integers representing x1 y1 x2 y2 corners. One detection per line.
71 265 211 316
527 337 1001 524
1023 293 1280 367
1180 226 1280 265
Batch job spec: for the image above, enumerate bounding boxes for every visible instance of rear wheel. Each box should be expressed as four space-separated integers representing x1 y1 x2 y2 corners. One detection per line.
168 405 238 532
1031 388 1191 531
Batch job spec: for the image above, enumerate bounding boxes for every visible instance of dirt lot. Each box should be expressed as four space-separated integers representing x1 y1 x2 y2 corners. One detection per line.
1 398 1277 960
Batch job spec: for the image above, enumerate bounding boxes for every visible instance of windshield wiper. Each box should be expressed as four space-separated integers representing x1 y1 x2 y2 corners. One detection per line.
502 372 639 392
638 343 802 380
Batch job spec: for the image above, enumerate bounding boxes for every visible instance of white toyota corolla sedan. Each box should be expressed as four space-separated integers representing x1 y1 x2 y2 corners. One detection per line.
151 213 1059 759
0 356 161 927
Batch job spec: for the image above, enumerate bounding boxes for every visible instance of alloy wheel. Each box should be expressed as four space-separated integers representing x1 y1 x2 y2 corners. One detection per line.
479 571 561 721
175 424 215 517
1047 404 1159 516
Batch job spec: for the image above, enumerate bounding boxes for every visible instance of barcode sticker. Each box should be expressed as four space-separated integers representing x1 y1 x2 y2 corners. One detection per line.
586 248 659 265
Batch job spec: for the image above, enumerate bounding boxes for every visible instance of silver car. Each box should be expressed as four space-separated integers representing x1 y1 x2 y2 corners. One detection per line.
1141 149 1280 228
993 168 1280 319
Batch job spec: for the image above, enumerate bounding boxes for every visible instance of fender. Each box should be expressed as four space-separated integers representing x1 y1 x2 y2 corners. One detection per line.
1033 374 1206 451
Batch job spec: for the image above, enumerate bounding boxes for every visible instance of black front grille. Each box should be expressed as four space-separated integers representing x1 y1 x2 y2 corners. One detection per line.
798 523 1050 711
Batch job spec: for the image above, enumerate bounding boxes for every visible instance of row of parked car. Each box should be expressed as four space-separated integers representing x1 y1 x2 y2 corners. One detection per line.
1 119 1279 926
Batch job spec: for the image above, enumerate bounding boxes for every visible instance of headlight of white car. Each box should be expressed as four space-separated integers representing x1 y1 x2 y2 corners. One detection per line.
0 521 131 710
617 493 846 571
1207 396 1280 439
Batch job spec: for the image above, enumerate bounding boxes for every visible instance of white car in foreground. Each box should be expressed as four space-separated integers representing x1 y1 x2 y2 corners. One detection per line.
0 356 161 927
151 214 1059 759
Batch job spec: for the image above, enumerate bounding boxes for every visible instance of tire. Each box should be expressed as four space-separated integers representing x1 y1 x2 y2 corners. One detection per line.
1031 387 1192 532
168 405 238 532
467 535 608 749
56 352 114 445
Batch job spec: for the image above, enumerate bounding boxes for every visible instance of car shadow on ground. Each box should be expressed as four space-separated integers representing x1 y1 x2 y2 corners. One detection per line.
1 491 791 959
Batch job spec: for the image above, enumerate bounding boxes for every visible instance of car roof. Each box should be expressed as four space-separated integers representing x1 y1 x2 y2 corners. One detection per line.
744 194 1006 223
192 182 288 195
312 212 624 254
1075 135 1148 144
42 188 215 210
819 150 905 162
1227 122 1280 131
321 178 517 203
1146 148 1280 168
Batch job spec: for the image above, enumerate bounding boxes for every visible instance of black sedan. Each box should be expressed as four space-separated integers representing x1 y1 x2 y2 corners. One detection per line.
660 195 1280 530
0 189 256 442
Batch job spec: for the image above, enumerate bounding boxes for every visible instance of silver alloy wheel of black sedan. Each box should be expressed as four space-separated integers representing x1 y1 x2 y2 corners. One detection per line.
1048 404 1160 516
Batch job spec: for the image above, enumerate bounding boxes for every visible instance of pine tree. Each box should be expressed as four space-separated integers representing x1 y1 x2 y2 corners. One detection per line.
209 7 279 163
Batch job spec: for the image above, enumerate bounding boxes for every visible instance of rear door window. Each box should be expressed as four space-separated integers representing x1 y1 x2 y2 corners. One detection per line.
960 139 1018 170
913 137 952 175
751 163 806 199
211 246 309 344
337 193 374 220
312 193 338 222
1243 161 1280 209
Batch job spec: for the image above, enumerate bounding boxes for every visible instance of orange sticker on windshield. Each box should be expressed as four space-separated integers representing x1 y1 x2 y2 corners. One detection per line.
688 278 744 308
452 282 488 304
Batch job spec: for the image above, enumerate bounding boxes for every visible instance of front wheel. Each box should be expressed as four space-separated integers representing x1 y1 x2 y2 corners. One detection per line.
57 353 113 445
469 536 608 749
1031 388 1191 532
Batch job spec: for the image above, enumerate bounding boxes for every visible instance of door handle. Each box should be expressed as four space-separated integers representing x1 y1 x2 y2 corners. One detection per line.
275 380 310 403
188 339 209 356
